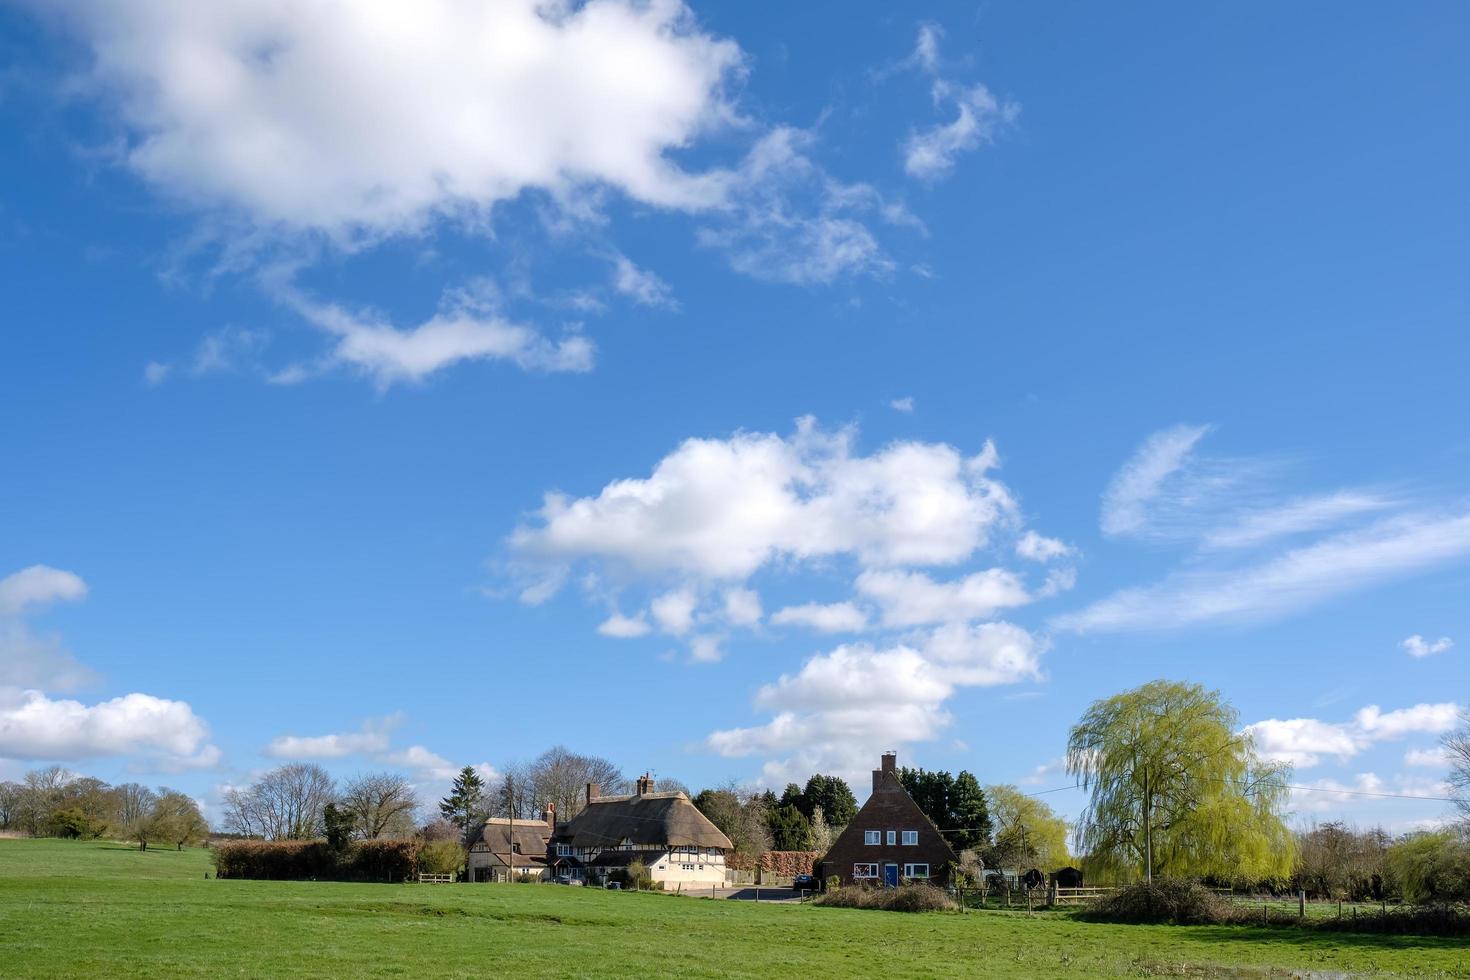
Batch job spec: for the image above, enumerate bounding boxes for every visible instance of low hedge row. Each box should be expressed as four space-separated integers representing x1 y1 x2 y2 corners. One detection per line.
815 882 956 912
212 838 421 882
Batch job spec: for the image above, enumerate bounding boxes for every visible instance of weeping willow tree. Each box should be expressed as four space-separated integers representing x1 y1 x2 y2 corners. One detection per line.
1066 680 1294 884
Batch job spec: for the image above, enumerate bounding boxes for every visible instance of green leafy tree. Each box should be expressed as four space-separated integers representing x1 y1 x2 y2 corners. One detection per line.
438 766 485 836
1066 679 1294 883
986 784 1070 871
1386 830 1470 902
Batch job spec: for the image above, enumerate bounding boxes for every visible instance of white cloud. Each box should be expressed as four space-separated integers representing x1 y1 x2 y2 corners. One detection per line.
650 588 698 636
282 283 592 387
707 622 1042 777
1245 701 1462 769
1055 510 1470 633
1401 634 1453 659
1405 746 1450 768
0 566 88 616
910 23 943 75
512 418 1017 584
52 0 742 237
263 714 402 759
855 567 1030 627
1245 717 1364 768
597 612 651 639
0 687 219 769
769 601 869 634
696 128 895 285
1200 491 1396 551
899 24 1017 182
1100 424 1212 537
378 745 460 784
610 253 678 309
1015 530 1072 562
722 588 762 627
889 396 915 413
0 566 95 692
904 82 1017 181
689 635 724 664
143 361 171 385
1354 702 1461 740
0 621 98 692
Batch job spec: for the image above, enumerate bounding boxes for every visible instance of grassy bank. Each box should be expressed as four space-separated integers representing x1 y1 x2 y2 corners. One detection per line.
1 839 1465 978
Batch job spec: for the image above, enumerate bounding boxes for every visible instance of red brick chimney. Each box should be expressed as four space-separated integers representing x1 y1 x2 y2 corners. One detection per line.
874 751 897 793
544 802 555 829
585 782 599 807
636 773 653 796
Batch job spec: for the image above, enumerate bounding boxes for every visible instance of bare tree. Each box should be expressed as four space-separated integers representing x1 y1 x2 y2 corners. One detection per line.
0 781 21 829
112 783 157 829
1446 714 1470 825
223 763 336 839
340 772 419 839
525 746 624 820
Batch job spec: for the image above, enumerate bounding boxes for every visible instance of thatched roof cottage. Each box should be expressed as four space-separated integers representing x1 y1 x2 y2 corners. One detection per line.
548 774 732 886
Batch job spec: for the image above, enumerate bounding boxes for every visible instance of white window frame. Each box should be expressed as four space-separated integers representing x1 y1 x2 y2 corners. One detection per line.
853 863 879 879
901 830 918 846
556 844 571 856
863 830 881 845
903 863 929 879
886 830 896 845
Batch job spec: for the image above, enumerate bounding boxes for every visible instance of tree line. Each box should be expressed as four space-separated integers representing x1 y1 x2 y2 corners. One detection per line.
0 766 207 851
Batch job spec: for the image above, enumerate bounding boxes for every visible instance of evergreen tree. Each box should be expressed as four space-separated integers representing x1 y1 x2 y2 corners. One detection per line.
323 802 355 853
801 774 857 827
438 766 485 834
949 771 993 852
898 767 993 852
766 804 814 851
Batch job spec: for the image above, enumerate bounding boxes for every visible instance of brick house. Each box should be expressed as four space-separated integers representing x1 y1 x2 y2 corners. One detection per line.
816 752 957 887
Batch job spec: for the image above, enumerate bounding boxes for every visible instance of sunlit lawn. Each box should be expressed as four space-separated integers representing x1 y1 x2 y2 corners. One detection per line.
1 839 1464 978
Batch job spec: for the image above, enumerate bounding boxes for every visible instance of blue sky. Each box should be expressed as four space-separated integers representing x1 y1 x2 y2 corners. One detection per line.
2 1 1466 831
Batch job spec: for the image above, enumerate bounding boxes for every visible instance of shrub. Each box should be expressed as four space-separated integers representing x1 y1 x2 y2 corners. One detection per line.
815 882 956 913
348 838 420 882
1311 903 1470 938
418 839 466 876
1083 878 1232 925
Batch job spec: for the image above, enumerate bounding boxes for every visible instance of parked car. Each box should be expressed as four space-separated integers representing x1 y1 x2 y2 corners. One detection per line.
792 874 819 892
605 881 622 890
555 875 583 886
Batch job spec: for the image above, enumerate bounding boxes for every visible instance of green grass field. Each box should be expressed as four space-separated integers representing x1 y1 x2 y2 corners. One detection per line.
1 839 1464 978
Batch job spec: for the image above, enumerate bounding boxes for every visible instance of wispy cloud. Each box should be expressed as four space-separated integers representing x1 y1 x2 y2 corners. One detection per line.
1057 510 1470 633
1200 491 1397 550
1100 424 1212 537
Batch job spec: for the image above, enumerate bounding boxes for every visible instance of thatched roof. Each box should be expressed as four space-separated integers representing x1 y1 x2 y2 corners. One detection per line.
552 791 732 850
473 816 552 861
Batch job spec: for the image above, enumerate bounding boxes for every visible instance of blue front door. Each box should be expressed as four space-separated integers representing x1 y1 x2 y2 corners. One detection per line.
884 864 899 887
